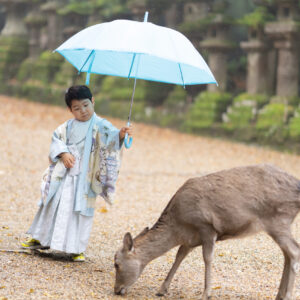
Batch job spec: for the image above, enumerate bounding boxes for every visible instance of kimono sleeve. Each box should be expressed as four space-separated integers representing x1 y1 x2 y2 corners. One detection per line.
99 119 122 151
49 122 69 163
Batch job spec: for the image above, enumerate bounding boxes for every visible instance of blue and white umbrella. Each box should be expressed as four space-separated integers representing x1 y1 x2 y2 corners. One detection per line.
55 12 217 148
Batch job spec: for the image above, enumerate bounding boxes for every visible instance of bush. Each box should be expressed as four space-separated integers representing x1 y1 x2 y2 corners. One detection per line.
288 108 300 141
32 51 64 84
183 91 232 133
255 103 291 144
222 93 269 139
100 76 145 102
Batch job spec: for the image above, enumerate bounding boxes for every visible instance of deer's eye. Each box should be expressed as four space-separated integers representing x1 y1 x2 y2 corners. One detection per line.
114 263 119 269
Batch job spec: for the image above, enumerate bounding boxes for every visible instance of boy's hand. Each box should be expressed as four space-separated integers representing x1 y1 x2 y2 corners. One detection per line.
60 152 75 168
119 124 133 140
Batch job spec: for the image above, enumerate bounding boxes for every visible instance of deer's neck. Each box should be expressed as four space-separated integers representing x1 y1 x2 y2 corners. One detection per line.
135 226 178 267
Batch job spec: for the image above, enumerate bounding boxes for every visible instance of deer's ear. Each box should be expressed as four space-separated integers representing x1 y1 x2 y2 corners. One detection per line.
123 232 133 252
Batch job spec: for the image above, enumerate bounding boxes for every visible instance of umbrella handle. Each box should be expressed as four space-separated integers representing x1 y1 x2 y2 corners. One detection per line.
124 122 133 149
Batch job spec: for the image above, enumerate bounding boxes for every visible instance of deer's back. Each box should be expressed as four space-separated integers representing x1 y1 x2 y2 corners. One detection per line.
167 164 300 241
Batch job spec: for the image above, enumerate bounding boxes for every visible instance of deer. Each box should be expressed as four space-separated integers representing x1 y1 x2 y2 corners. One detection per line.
114 164 300 300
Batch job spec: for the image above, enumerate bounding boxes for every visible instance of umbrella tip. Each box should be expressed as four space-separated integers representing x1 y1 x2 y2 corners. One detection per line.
144 11 149 22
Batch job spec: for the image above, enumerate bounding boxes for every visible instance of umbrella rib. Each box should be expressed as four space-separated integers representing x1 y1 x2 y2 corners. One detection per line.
178 63 185 87
128 53 136 78
79 49 95 74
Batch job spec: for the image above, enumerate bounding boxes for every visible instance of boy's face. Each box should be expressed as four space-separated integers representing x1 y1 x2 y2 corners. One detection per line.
70 98 95 122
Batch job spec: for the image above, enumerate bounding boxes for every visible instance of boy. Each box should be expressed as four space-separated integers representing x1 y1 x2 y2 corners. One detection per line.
21 85 132 261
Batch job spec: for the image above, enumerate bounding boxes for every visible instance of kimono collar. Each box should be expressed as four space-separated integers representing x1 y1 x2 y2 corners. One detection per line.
74 113 96 212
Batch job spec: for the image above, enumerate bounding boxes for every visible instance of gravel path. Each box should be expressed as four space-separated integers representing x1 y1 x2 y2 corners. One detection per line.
1 95 300 299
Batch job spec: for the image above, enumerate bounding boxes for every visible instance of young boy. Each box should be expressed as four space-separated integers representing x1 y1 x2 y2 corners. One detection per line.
21 85 132 261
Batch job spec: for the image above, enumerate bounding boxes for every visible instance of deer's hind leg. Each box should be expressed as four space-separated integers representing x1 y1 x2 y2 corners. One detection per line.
268 227 300 300
156 245 192 296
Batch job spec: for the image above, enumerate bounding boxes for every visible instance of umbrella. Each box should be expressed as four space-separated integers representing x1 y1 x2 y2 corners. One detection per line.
55 12 217 148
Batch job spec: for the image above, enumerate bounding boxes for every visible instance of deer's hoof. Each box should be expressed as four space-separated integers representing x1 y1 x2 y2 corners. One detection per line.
156 289 167 297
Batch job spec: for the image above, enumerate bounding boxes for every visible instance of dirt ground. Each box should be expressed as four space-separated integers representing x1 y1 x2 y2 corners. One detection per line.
1 95 300 299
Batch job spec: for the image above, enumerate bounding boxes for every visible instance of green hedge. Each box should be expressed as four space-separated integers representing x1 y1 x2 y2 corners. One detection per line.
255 103 292 144
183 91 232 133
222 93 269 139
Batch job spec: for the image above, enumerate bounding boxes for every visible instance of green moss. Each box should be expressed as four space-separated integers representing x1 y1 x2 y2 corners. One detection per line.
238 7 275 29
255 103 291 143
100 76 145 102
288 108 300 141
233 93 269 107
32 51 64 83
0 36 28 81
183 91 232 132
179 16 216 34
94 95 146 122
164 85 187 110
222 93 269 138
58 2 93 15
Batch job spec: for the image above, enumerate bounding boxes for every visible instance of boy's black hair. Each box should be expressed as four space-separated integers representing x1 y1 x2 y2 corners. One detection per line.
65 85 93 108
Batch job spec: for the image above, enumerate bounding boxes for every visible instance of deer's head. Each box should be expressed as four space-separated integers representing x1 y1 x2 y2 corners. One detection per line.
114 232 143 295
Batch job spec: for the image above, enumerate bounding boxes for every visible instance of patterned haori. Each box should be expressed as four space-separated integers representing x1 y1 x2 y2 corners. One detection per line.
40 113 122 216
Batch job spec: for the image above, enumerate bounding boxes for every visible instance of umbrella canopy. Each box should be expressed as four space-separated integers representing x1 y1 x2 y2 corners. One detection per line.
55 17 217 86
55 13 217 148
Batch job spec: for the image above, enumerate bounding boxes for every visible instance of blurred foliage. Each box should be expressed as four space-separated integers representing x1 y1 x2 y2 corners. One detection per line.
255 103 292 144
238 6 275 28
1 0 300 151
288 108 300 141
183 91 232 132
0 36 29 81
222 93 269 140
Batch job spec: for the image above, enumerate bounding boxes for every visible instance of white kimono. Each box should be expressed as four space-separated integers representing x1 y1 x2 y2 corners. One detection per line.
28 114 122 254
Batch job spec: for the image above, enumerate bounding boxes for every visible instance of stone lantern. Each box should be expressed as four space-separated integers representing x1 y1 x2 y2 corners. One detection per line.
200 13 234 92
183 0 210 23
0 0 28 37
240 7 276 95
25 5 47 58
0 0 30 81
178 1 212 47
265 0 300 97
41 1 64 50
128 0 147 21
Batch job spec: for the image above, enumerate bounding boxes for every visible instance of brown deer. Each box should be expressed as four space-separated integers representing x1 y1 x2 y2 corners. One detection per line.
114 164 300 300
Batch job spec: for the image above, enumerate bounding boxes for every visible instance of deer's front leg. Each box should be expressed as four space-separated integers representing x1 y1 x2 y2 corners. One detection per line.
156 245 192 297
202 235 217 300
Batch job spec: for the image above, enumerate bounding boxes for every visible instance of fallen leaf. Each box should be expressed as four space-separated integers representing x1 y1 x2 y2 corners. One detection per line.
212 286 221 290
98 207 108 213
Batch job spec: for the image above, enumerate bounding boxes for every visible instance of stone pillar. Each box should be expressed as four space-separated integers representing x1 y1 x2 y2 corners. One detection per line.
41 1 63 50
25 8 47 59
200 15 234 92
265 0 300 97
275 39 299 97
241 27 271 94
0 0 30 81
165 3 179 28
